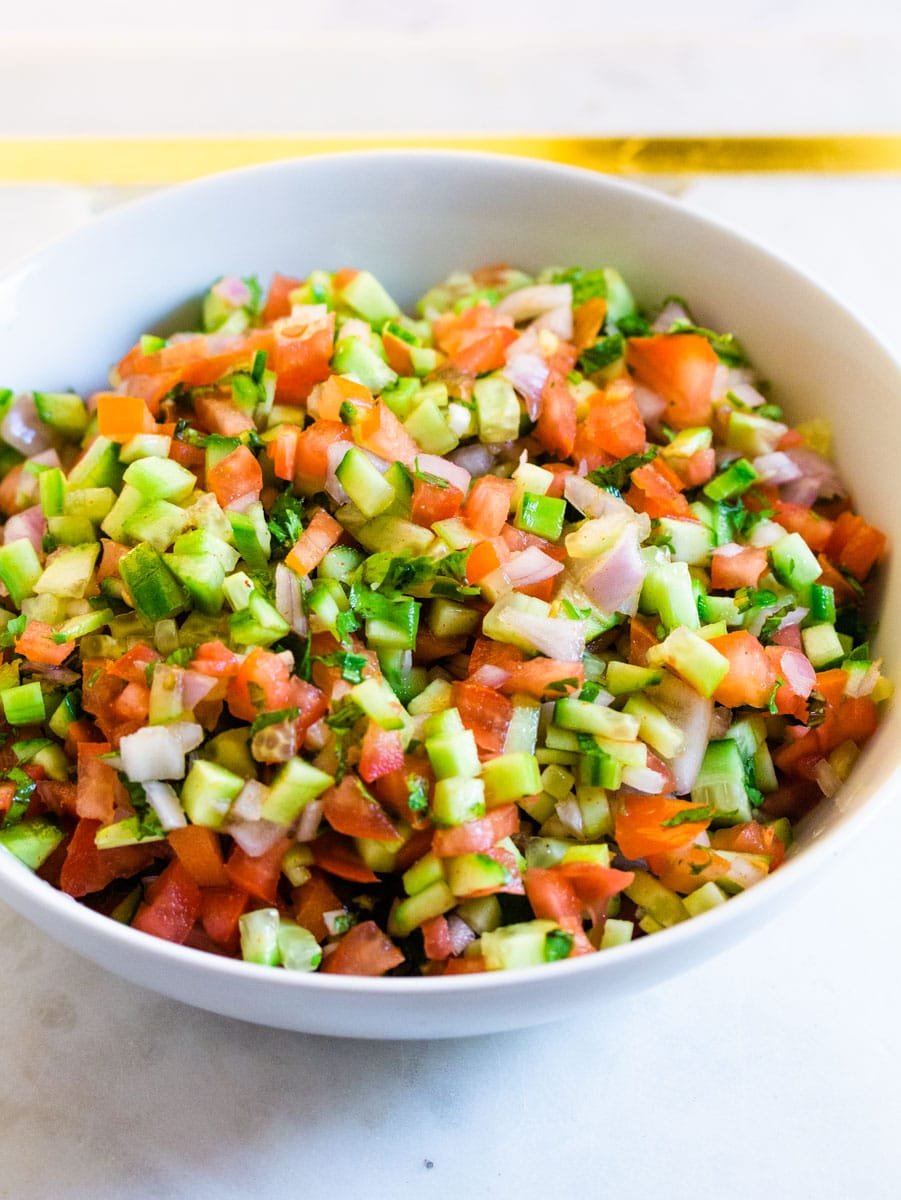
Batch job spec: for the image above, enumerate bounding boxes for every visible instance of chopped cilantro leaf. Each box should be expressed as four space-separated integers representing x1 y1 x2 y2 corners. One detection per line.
579 681 602 703
121 779 166 841
317 651 368 685
407 776 429 813
335 609 361 644
660 804 715 828
250 707 299 734
1 766 36 828
266 490 305 551
544 929 574 962
587 450 656 494
550 266 608 307
578 333 625 374
768 679 782 715
668 321 746 367
546 677 579 694
0 613 27 650
326 701 363 732
561 598 592 620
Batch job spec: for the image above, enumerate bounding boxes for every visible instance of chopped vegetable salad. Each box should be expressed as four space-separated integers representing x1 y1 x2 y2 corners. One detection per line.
0 262 889 976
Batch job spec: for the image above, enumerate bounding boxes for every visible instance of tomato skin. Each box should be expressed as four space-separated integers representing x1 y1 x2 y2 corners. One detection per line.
411 478 464 527
710 546 767 590
501 657 584 699
108 642 161 684
522 868 593 954
168 825 229 887
627 333 718 429
293 420 352 491
573 297 607 352
765 645 816 720
432 805 519 857
579 379 646 461
272 317 335 404
192 393 255 437
76 742 122 824
321 920 404 976
312 832 380 883
59 818 162 898
826 510 886 580
263 273 303 322
293 870 344 942
284 509 343 576
708 631 776 709
463 477 515 538
355 401 419 465
452 680 513 753
422 915 453 961
358 721 406 784
225 837 292 905
433 303 517 374
536 370 577 459
322 775 401 842
207 444 263 508
614 795 713 860
626 459 691 518
200 886 249 949
133 860 202 945
772 501 834 553
14 620 74 666
226 648 326 729
645 843 731 893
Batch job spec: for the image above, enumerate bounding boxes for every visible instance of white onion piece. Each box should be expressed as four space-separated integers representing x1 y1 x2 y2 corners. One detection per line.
531 305 573 341
577 525 646 616
501 611 587 661
325 440 355 503
337 318 372 345
710 706 733 740
2 394 56 455
780 477 820 507
747 518 787 548
119 725 196 782
227 818 288 857
167 722 205 752
633 385 667 429
413 452 471 495
564 474 634 522
296 799 324 843
753 451 802 485
727 382 768 407
446 914 477 956
502 353 549 418
652 299 691 332
448 443 497 477
4 505 45 554
181 670 217 712
622 765 670 793
813 759 843 799
555 796 584 838
504 546 565 587
784 447 847 499
497 284 572 323
143 781 187 831
275 563 309 636
845 661 881 698
225 491 258 514
232 779 269 823
711 541 744 560
777 607 809 630
647 671 714 795
778 648 816 699
470 664 512 689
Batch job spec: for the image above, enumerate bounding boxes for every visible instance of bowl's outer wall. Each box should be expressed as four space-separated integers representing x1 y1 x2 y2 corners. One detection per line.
0 153 898 1036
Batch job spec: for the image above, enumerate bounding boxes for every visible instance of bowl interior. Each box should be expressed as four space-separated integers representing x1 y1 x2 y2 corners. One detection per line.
0 152 897 1031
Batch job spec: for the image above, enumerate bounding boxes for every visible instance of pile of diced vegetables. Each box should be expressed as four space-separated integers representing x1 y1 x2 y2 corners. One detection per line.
0 262 889 976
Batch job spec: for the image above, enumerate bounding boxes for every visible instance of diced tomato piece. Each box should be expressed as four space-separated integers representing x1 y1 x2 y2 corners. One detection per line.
452 680 513 753
110 681 151 724
558 861 634 922
463 477 516 538
668 447 716 488
626 459 691 518
284 508 343 576
76 742 121 824
192 392 256 437
200 886 249 949
293 870 344 942
272 315 335 404
465 538 506 584
502 658 584 698
108 642 161 684
709 631 776 709
645 843 731 893
372 757 434 830
579 379 646 460
206 444 263 508
294 419 352 491
59 818 162 898
355 401 419 465
133 860 202 944
168 825 229 887
224 837 292 905
432 805 519 858
322 775 400 843
433 303 518 374
263 273 303 323
315 374 373 422
267 424 301 481
421 915 453 961
96 392 156 441
321 920 404 976
629 615 659 666
826 510 886 581
413 628 467 664
411 478 464 527
614 794 713 860
190 640 241 678
522 868 592 953
627 333 718 429
467 636 523 676
442 955 487 974
710 821 785 868
358 721 406 784
710 545 768 590
536 370 577 458
311 832 379 883
765 645 816 721
573 297 607 353
771 500 834 553
14 620 74 666
227 648 325 726
816 554 860 605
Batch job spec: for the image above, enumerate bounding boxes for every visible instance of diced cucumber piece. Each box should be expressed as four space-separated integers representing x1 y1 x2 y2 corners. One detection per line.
554 697 640 741
428 598 481 639
260 757 334 826
67 436 123 489
350 677 409 733
123 499 191 552
39 467 66 517
457 894 502 934
770 532 822 590
402 851 446 897
229 589 291 647
605 661 663 696
703 458 759 501
120 543 188 622
515 492 565 541
473 376 520 444
504 700 541 755
683 881 729 917
277 920 322 972
641 559 700 632
624 870 689 927
646 627 730 698
48 515 96 546
229 502 271 568
34 544 99 599
426 729 481 780
445 852 509 897
63 486 117 523
600 918 634 949
100 483 146 542
481 920 568 970
431 777 486 826
481 752 542 806
0 539 42 605
403 397 458 454
33 391 89 438
655 517 713 566
716 850 770 894
161 554 225 615
723 715 766 758
0 818 64 870
339 270 400 324
239 908 281 966
1 680 46 725
692 739 752 825
119 432 172 463
407 678 454 716
204 728 255 778
182 759 245 827
622 694 685 758
801 622 844 669
332 336 397 393
335 447 396 518
388 879 456 937
94 817 165 850
173 529 240 571
343 512 434 556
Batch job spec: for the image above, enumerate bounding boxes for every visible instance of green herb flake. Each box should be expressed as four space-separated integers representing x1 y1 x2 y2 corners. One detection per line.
660 804 715 828
406 776 429 813
317 651 368 685
250 707 300 735
544 929 575 962
587 450 656 495
266 490 305 550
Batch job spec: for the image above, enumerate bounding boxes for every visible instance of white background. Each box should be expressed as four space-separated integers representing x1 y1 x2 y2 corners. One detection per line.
0 4 900 1197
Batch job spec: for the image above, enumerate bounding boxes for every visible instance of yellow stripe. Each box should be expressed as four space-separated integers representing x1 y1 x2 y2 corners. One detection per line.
3 135 901 185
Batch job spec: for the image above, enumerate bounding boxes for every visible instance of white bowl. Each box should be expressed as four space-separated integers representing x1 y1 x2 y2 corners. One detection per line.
0 152 897 1039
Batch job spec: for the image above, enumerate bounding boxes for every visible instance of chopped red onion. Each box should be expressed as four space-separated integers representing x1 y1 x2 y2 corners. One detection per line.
2 394 57 455
753 451 803 485
555 796 584 837
780 476 820 507
633 385 667 430
771 623 803 650
622 765 670 793
497 284 572 323
500 610 587 661
470 664 512 688
503 546 565 587
503 352 550 418
448 443 497 477
710 706 733 740
446 914 477 955
227 818 289 857
232 779 268 822
784 447 846 500
325 440 355 503
647 671 714 794
4 504 45 555
26 663 79 685
531 305 573 341
779 648 816 699
577 525 646 616
275 562 309 636
727 382 768 408
413 452 471 494
225 491 258 514
181 670 217 712
813 759 843 799
212 275 252 307
652 300 691 332
778 607 809 630
295 799 324 843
